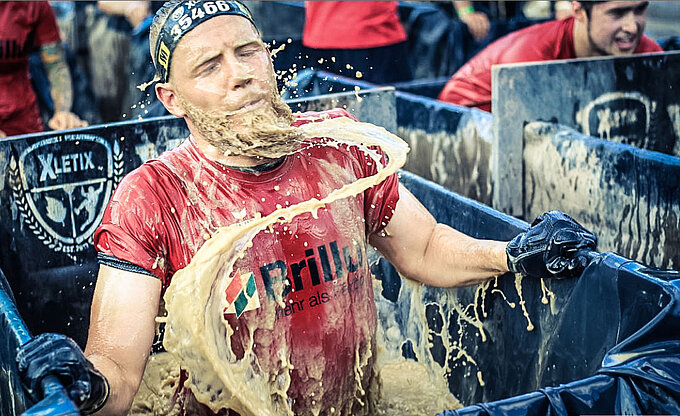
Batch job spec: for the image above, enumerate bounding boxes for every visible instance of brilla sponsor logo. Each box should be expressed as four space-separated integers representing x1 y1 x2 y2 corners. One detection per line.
257 240 366 319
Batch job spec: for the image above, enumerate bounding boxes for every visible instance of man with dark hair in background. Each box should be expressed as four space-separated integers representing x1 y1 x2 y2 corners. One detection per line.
439 1 662 112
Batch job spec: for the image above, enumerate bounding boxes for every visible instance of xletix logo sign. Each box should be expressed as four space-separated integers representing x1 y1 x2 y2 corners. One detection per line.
10 134 124 255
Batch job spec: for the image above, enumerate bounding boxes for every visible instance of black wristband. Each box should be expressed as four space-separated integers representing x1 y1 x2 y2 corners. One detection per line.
81 373 110 415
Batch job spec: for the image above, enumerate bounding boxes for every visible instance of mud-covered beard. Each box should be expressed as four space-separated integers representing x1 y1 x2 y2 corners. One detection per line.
178 85 303 160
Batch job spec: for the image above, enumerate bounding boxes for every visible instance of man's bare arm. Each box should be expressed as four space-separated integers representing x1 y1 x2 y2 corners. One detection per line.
452 1 490 41
97 1 150 28
39 42 87 130
370 184 508 287
85 265 161 415
39 42 72 113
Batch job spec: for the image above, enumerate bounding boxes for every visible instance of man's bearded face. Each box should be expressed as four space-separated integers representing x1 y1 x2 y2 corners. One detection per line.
177 82 302 160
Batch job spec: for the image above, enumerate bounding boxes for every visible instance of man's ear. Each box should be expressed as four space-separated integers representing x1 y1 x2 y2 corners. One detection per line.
155 83 186 118
572 1 587 23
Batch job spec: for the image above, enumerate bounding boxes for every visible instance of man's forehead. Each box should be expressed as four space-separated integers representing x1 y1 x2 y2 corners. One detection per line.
596 1 648 12
175 14 259 50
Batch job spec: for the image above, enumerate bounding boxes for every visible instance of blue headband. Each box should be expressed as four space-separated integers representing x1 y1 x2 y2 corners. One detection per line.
153 0 255 83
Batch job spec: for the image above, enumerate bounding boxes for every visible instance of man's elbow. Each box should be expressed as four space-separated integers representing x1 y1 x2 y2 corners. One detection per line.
86 354 142 415
392 261 424 284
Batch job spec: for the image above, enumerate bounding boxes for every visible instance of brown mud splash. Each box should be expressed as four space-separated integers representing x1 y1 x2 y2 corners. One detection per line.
157 116 549 415
162 117 408 415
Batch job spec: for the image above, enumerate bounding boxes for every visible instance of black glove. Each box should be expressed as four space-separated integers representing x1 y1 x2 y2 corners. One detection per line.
16 333 109 415
506 210 597 278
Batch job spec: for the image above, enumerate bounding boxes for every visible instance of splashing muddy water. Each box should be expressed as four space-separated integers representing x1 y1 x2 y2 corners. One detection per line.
162 116 413 415
147 115 551 415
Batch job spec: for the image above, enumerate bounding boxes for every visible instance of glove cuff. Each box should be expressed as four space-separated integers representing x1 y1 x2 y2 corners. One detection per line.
505 242 519 274
81 371 110 415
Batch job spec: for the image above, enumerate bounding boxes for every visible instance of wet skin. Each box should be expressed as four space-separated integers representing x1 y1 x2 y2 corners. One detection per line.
155 15 282 166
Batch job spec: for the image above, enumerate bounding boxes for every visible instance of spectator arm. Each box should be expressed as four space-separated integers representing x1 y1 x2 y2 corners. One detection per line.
39 41 73 114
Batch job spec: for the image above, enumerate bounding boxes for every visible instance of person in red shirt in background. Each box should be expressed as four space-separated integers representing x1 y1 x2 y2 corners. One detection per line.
303 1 412 84
438 1 662 112
0 1 87 137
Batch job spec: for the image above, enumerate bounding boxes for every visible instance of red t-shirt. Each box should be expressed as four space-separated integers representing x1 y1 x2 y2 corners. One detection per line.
0 1 61 136
438 16 663 112
303 1 407 49
94 109 401 414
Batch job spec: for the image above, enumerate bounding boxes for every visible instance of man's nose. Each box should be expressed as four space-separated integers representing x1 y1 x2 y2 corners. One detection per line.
621 12 639 34
225 59 254 90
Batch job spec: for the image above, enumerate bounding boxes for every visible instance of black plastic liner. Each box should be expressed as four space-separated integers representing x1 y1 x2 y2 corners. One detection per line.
438 256 680 415
395 172 680 414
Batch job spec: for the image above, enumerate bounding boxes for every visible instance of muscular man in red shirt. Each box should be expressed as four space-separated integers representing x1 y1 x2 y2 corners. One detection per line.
439 1 662 112
14 2 596 415
94 107 401 415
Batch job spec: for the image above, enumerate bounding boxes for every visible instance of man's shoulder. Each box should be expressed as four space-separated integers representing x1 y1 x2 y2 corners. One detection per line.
477 18 571 64
113 140 193 198
111 161 167 204
637 35 663 53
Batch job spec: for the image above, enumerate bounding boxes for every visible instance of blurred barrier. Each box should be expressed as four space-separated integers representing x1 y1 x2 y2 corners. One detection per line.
0 116 188 348
436 256 680 415
282 69 448 100
0 268 29 415
287 87 398 132
492 51 680 216
523 121 680 269
390 77 449 99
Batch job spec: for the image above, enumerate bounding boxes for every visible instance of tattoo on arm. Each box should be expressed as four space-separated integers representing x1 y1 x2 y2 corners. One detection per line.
40 42 73 113
452 1 473 12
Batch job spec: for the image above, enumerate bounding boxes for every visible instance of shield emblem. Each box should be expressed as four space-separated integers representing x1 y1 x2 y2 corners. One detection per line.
576 91 652 147
10 134 123 254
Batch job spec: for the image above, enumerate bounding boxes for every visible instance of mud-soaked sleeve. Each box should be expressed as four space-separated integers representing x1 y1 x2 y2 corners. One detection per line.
294 107 399 232
356 146 400 235
94 166 169 281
